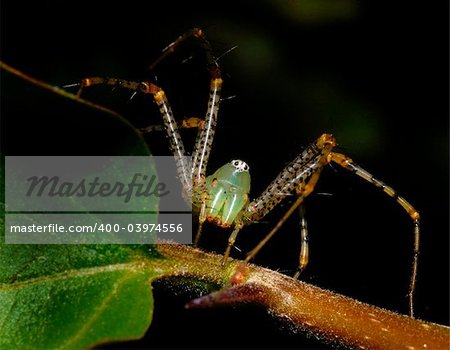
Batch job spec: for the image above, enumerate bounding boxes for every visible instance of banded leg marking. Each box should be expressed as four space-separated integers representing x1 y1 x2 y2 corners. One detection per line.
329 152 420 317
191 78 222 187
222 221 244 266
293 206 309 279
149 28 220 78
149 28 223 241
245 169 322 264
244 134 335 224
77 77 192 196
140 117 205 133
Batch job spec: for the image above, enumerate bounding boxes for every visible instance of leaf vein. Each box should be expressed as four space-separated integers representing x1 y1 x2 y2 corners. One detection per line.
56 272 135 349
0 262 148 291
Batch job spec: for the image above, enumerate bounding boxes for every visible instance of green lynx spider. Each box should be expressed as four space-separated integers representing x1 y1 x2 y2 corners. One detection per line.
72 28 420 317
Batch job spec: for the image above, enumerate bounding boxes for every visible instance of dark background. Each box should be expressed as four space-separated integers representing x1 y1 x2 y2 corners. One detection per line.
1 1 448 348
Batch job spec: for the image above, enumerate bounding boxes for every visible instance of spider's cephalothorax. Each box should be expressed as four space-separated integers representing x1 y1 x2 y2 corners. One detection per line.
204 160 250 228
73 28 420 317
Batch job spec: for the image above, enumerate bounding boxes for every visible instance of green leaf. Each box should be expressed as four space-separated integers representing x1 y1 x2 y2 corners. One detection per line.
0 63 164 349
0 258 158 349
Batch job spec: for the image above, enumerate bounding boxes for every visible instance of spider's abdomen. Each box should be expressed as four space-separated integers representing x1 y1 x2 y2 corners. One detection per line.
204 161 251 228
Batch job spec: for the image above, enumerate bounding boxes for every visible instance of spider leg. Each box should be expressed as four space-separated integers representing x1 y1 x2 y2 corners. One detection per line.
191 77 222 185
329 152 420 318
222 222 244 266
148 28 223 245
218 134 335 266
147 26 222 176
148 28 218 74
140 117 204 133
76 29 222 246
156 28 223 186
293 205 309 279
243 134 335 223
194 220 204 247
139 111 214 248
245 169 322 264
193 193 208 247
148 28 222 185
76 77 192 197
162 30 224 246
189 71 222 246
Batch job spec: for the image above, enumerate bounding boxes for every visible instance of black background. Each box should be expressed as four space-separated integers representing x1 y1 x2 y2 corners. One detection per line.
1 1 448 349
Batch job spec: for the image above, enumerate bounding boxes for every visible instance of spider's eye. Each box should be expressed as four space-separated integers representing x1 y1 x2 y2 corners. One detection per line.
231 159 249 172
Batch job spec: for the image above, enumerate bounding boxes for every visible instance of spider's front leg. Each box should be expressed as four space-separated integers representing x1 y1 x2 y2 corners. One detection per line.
147 28 224 246
234 133 420 317
151 28 223 187
73 28 223 246
328 151 420 317
76 77 193 198
222 134 336 265
191 74 223 246
244 172 322 275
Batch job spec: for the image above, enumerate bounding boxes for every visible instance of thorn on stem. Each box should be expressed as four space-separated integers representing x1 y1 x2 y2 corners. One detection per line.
185 283 265 309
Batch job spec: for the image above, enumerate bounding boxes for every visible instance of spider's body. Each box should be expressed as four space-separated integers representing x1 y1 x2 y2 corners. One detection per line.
73 28 420 317
202 160 251 229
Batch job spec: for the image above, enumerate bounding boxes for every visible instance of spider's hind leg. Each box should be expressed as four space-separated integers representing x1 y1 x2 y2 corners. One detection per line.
329 151 420 317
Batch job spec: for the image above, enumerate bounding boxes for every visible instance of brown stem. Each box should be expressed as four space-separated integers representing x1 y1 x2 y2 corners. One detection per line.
156 244 449 350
